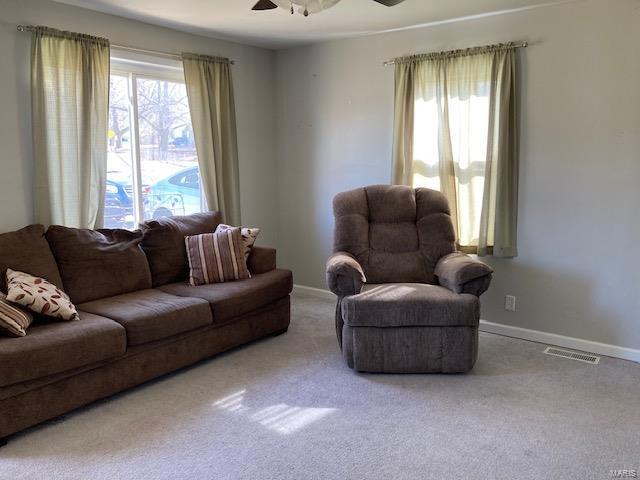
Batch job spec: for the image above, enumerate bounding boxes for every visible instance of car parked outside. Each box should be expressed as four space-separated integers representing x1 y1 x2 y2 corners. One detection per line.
144 166 203 220
103 179 134 229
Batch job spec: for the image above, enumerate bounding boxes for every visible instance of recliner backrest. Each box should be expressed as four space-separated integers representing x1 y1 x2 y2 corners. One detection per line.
333 185 456 284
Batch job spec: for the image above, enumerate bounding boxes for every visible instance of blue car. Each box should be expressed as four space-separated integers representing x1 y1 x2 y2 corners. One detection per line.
145 166 203 219
104 179 134 228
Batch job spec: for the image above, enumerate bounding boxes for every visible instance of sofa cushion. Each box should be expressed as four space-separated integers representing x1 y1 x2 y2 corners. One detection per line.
0 224 64 294
158 269 293 322
140 211 222 287
78 289 213 346
342 283 479 328
45 226 152 304
0 312 126 387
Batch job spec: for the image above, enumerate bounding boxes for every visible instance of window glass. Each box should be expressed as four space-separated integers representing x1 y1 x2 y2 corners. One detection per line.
104 70 203 228
105 74 135 229
136 78 202 221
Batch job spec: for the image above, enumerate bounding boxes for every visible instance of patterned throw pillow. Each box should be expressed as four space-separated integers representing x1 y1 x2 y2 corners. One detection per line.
185 228 250 286
0 293 33 337
6 269 79 321
215 224 260 261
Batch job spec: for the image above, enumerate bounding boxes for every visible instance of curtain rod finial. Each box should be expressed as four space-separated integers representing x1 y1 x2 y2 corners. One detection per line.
17 25 25 32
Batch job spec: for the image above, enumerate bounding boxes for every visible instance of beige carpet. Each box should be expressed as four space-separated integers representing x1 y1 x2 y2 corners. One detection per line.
2 291 639 480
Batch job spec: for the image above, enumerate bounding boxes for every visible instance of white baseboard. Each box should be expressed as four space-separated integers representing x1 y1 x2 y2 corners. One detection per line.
294 284 335 300
479 320 640 364
292 284 640 364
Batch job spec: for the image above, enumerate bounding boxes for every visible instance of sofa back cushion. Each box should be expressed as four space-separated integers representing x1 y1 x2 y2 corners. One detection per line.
0 224 64 294
139 211 222 287
333 185 456 284
45 226 152 304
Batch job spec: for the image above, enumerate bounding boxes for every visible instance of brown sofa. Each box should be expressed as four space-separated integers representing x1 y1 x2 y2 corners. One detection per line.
0 212 293 444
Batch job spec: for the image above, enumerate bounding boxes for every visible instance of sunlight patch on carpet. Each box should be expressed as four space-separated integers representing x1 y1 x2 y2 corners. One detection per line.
213 390 336 434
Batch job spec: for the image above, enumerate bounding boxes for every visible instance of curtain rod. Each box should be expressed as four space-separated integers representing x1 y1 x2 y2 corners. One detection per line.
16 25 235 65
383 41 528 66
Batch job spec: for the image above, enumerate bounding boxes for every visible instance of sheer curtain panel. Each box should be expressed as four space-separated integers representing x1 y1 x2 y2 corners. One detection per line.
391 43 519 257
181 54 241 226
31 27 110 228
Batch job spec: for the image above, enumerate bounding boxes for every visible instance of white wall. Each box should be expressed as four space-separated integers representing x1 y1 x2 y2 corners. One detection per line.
0 0 279 246
276 0 640 351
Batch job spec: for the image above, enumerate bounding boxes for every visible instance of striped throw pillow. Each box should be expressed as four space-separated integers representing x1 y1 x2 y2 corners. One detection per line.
185 228 250 286
0 293 34 337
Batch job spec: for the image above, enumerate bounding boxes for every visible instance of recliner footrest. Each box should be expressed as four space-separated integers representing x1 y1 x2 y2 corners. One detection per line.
342 325 478 373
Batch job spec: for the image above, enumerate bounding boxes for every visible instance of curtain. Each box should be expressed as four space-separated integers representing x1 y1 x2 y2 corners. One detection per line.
391 43 519 257
31 27 110 229
181 53 241 226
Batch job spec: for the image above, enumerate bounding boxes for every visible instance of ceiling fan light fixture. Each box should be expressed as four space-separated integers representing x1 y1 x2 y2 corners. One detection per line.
273 0 341 16
255 0 407 16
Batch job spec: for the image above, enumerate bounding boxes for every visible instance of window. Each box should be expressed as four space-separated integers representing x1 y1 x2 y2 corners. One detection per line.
392 47 519 256
105 52 204 229
412 77 490 247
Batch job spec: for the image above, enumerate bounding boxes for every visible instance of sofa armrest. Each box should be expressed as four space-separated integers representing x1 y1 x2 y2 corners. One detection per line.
435 252 493 297
247 246 276 274
326 252 366 297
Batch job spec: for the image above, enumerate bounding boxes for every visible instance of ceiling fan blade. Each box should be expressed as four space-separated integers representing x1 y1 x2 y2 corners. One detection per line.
371 0 406 6
251 0 278 10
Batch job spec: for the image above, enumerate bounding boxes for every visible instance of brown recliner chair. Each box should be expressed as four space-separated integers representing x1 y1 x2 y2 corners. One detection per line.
326 185 493 373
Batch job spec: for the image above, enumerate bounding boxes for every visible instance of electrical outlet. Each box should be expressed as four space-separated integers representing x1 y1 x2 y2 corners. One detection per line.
504 295 516 312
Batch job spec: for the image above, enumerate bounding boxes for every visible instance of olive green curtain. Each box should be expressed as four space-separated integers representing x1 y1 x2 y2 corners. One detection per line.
181 53 241 226
31 27 110 228
391 43 519 257
391 61 415 187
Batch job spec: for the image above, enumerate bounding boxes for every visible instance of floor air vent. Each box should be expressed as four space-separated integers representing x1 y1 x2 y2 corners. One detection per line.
543 347 600 364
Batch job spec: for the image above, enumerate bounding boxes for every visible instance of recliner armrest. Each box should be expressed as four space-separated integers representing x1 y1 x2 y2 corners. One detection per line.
247 246 276 274
326 252 366 297
435 252 493 297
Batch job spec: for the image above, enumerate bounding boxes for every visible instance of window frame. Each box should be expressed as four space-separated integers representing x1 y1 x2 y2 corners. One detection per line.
108 50 204 228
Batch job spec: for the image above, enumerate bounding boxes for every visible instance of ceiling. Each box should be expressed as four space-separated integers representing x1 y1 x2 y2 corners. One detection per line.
53 0 565 49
